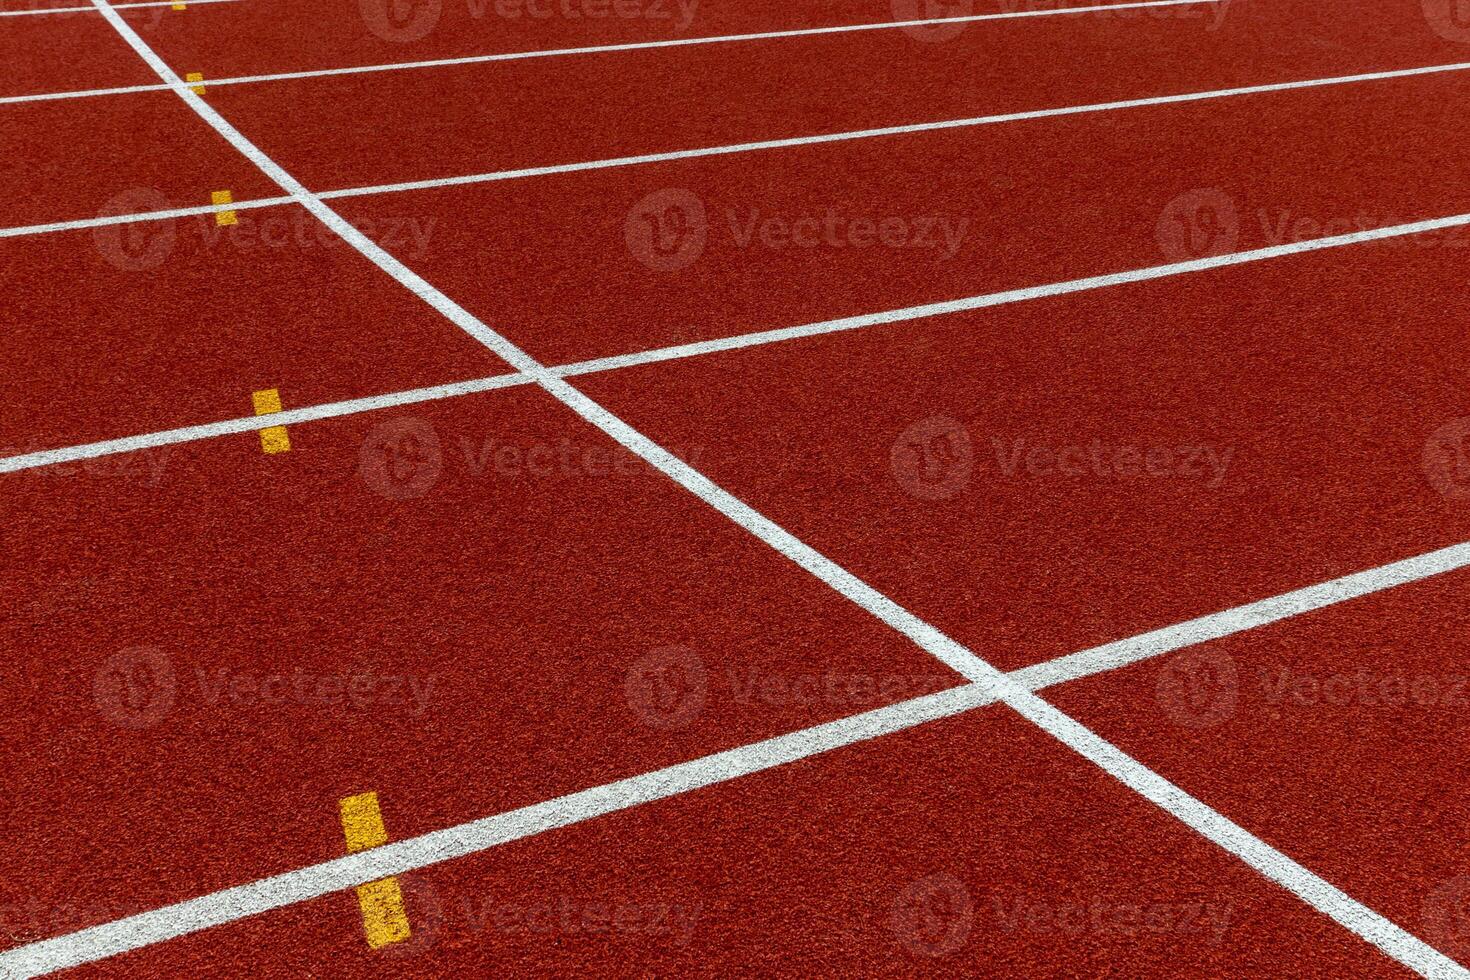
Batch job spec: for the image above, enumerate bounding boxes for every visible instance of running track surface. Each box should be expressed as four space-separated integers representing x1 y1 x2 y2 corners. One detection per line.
6 0 1470 975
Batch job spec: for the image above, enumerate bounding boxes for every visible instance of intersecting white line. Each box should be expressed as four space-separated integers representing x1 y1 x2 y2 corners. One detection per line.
6 55 1470 240
0 0 1219 101
0 0 235 15
8 538 1470 976
33 2 1463 977
6 197 1470 479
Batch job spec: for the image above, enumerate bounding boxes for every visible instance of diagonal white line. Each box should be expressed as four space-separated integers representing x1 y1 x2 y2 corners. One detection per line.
0 0 1218 101
64 2 1470 977
6 198 1470 478
8 539 1470 975
6 55 1470 237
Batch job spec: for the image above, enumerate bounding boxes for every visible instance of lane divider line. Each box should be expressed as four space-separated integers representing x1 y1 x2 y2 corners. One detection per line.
339 792 412 949
75 1 1470 975
250 387 290 454
210 189 236 226
0 0 1218 89
8 54 1470 234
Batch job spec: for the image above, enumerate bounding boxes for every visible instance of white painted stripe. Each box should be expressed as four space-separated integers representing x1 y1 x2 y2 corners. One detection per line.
0 685 996 976
6 55 1470 236
75 3 1470 977
0 197 292 240
8 200 1470 477
204 0 1222 84
8 534 1470 975
315 58 1470 201
1011 542 1470 691
0 375 529 475
0 0 236 15
0 0 1216 102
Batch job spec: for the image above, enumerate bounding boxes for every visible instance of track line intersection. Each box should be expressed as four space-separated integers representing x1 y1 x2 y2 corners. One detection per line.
0 210 502 452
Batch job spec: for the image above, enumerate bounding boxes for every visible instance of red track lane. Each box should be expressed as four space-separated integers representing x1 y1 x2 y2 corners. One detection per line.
63 707 1412 976
0 215 504 452
319 67 1470 368
570 239 1470 671
213 0 1470 195
0 10 150 99
0 92 285 229
0 388 960 951
135 0 1186 82
1046 566 1470 967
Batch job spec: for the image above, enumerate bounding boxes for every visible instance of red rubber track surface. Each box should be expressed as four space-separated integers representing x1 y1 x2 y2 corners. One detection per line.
5 0 1470 975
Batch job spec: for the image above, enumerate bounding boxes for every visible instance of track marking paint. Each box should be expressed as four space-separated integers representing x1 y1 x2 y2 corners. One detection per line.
250 388 290 454
210 189 236 226
8 55 1470 232
11 194 1470 476
56 3 1469 976
0 0 1218 94
185 71 204 95
338 792 412 949
0 0 236 15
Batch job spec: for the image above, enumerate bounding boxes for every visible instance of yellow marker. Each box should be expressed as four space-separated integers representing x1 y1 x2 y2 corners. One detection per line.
339 792 412 949
185 71 205 95
171 2 186 9
251 387 291 454
211 189 237 227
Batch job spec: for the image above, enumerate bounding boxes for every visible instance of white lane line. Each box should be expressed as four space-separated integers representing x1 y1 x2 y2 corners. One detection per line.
10 197 1470 478
0 0 1218 102
9 538 1470 975
6 54 1470 238
1011 542 1470 691
0 686 996 975
0 375 529 475
315 58 1470 200
84 2 1470 976
0 197 292 240
0 0 235 14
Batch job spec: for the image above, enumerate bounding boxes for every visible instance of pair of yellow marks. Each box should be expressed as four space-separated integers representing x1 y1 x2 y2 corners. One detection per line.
340 791 414 949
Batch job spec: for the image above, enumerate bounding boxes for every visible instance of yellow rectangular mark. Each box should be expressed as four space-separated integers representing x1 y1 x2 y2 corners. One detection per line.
339 791 389 852
251 387 289 454
339 792 411 949
211 189 237 227
171 2 186 10
185 71 205 95
356 878 412 949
